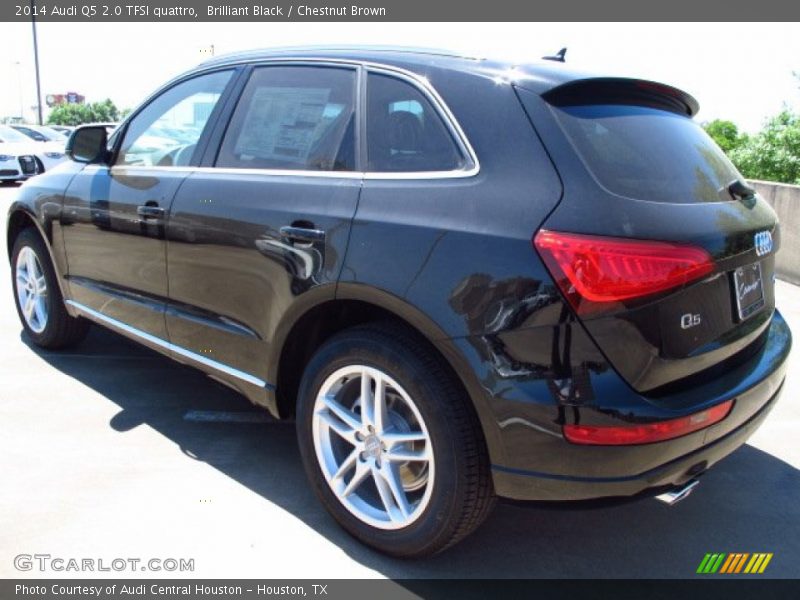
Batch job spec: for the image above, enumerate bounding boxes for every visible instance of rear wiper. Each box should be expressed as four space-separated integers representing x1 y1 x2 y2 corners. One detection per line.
727 179 755 200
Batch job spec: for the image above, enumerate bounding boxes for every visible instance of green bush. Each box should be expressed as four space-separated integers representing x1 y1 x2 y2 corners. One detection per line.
47 99 123 126
729 110 800 185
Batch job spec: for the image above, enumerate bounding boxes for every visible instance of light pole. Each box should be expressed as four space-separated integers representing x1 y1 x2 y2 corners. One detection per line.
30 0 43 125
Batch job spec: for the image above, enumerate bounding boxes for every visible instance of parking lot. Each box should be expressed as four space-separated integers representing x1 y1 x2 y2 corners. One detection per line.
0 182 798 579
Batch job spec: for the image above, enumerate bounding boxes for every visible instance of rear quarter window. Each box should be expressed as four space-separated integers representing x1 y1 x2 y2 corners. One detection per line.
553 104 742 203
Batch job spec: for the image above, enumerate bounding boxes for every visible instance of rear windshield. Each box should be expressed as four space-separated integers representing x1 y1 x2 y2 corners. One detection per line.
553 105 741 203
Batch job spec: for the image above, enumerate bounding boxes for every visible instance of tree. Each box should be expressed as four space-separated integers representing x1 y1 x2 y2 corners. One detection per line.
703 119 746 154
47 98 122 126
729 109 800 184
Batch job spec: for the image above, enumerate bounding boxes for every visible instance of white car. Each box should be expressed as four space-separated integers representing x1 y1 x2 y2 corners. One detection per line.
6 124 68 172
0 126 43 184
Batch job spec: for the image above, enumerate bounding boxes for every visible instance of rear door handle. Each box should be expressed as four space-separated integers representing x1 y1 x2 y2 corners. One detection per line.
280 225 326 244
137 205 166 219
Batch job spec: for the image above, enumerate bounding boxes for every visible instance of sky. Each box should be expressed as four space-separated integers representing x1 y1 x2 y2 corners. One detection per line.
0 22 798 132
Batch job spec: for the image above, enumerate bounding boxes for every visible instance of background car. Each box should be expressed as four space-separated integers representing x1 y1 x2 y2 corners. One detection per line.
48 125 74 136
8 124 68 172
10 123 68 142
0 125 43 183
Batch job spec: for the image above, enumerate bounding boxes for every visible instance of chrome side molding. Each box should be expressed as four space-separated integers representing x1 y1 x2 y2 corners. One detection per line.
66 300 270 389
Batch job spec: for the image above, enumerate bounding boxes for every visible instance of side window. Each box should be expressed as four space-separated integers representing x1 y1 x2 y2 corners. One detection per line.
367 73 465 173
116 70 232 167
217 66 356 171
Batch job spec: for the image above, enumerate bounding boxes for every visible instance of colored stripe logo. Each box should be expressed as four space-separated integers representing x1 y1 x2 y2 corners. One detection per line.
696 553 773 574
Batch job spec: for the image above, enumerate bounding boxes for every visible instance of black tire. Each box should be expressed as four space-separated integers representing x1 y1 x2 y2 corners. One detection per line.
11 228 89 348
296 322 495 557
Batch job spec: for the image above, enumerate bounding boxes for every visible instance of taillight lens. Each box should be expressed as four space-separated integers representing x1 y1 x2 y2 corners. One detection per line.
534 230 714 314
563 400 733 445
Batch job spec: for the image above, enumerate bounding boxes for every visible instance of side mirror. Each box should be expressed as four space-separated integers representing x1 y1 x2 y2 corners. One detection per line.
66 125 109 163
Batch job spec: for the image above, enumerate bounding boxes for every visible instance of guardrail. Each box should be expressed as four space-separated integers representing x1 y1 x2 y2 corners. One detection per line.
751 180 800 285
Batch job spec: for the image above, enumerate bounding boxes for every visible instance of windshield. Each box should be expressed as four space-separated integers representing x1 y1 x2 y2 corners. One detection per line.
553 105 742 203
0 125 31 144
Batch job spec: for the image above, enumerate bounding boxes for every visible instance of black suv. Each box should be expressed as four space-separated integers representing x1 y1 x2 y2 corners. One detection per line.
7 47 791 557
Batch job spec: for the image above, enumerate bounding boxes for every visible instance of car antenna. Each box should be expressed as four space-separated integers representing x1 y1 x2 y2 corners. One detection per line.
542 47 567 63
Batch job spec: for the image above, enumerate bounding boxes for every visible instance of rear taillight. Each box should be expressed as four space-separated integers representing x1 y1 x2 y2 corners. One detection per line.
533 230 714 314
563 400 733 445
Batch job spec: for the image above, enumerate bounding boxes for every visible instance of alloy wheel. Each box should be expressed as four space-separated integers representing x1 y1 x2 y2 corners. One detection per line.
312 365 434 530
15 246 48 334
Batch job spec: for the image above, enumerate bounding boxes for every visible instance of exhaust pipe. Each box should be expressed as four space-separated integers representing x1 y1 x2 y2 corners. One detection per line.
655 479 699 506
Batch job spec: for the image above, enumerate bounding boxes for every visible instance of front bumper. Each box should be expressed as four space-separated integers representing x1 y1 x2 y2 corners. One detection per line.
0 155 40 181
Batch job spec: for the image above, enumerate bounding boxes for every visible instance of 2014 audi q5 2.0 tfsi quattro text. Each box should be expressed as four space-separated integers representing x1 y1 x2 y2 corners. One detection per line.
7 47 792 557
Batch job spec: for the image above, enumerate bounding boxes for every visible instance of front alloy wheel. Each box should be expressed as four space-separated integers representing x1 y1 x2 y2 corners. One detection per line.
11 228 89 348
15 246 49 333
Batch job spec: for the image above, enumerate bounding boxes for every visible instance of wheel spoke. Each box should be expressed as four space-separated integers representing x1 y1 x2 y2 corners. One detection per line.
359 369 373 429
25 250 36 276
382 431 427 447
23 295 35 319
317 411 357 445
330 448 358 484
361 369 389 433
34 275 46 294
15 271 28 290
321 394 361 431
373 464 410 520
34 297 47 327
386 446 430 462
341 460 370 497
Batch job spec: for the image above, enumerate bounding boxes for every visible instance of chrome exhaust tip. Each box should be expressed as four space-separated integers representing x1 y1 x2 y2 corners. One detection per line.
655 479 700 506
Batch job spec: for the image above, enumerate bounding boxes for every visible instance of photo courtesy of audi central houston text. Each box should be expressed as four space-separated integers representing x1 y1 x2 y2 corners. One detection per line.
6 46 792 558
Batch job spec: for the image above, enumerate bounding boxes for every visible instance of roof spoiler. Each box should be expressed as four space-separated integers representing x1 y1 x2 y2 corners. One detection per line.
541 77 699 117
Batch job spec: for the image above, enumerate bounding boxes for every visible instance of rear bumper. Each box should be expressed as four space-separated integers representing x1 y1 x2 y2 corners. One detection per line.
493 379 783 500
470 310 791 501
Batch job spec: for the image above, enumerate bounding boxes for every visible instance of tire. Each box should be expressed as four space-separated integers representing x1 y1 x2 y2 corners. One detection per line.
296 322 495 557
11 228 89 348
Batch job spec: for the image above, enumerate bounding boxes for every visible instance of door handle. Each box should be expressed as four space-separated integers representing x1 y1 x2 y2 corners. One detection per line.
137 205 165 219
280 225 326 244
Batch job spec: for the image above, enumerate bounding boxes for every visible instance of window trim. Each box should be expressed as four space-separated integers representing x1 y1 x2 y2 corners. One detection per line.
109 58 480 181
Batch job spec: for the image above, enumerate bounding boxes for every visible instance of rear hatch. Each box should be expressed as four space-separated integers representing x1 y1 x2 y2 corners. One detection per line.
517 78 780 394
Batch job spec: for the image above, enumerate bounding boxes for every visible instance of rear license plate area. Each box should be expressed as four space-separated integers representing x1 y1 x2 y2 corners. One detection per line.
733 262 765 321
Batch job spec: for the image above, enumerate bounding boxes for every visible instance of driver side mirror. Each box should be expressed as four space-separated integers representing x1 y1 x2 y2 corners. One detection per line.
66 125 109 163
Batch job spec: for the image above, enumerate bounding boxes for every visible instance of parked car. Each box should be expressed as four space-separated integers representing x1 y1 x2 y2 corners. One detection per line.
47 125 75 136
6 47 791 557
0 125 43 183
11 123 68 142
8 124 68 172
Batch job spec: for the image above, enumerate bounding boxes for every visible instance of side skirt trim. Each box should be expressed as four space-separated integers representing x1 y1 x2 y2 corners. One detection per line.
66 300 272 390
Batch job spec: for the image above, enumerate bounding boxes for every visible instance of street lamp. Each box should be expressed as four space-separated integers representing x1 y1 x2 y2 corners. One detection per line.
30 0 43 125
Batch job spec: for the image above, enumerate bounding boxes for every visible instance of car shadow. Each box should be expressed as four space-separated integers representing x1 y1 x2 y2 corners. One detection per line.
21 325 800 579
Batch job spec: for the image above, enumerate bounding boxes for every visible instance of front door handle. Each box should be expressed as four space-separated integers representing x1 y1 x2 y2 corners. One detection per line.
137 205 165 219
280 225 326 244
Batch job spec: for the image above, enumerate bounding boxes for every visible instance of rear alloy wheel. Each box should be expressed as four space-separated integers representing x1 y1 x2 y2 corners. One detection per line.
297 323 495 557
312 365 434 530
11 228 89 348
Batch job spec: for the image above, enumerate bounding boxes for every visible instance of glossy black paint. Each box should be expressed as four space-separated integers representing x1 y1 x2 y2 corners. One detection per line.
7 47 792 501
